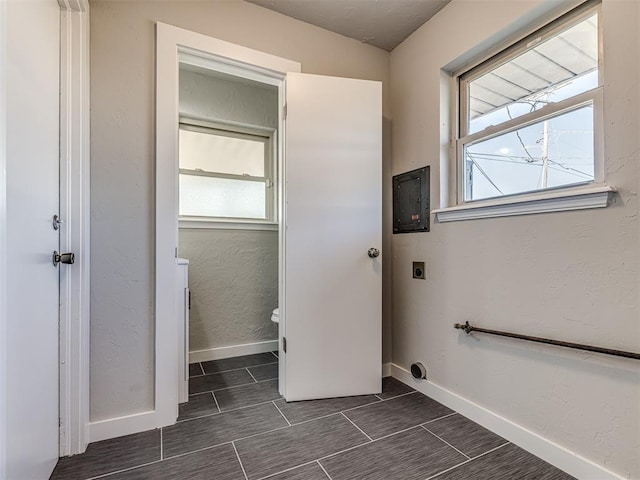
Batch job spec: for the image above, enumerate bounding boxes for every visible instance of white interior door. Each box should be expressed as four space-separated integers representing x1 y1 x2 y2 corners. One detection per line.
284 72 382 401
5 1 61 478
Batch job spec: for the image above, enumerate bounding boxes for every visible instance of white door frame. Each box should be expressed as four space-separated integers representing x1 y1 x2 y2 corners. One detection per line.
58 0 91 457
0 0 90 469
155 23 300 427
0 1 8 476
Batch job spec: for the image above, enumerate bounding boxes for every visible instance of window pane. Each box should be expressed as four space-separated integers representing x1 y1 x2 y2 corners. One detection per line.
467 14 598 134
179 174 266 219
464 105 594 201
179 128 265 176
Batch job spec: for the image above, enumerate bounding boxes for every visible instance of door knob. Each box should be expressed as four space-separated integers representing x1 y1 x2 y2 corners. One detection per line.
53 251 75 266
367 248 380 258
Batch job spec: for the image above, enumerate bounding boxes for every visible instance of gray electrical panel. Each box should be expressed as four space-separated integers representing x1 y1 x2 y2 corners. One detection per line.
393 166 429 234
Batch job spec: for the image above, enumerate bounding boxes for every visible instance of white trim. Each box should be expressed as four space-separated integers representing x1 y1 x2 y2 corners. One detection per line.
434 184 614 222
156 22 300 434
58 0 90 457
88 411 157 444
179 219 278 231
381 363 392 378
189 340 278 363
0 1 7 476
390 364 623 480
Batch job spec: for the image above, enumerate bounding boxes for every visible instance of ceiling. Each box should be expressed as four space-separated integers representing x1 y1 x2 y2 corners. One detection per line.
244 0 451 52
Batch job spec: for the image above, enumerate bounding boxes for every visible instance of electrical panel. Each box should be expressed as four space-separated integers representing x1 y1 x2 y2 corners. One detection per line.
393 166 430 234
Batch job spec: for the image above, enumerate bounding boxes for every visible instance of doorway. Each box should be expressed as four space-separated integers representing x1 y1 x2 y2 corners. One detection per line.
156 23 382 426
176 63 281 389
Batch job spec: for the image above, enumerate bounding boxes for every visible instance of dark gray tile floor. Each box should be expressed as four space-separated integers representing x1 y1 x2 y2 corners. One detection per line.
51 353 575 480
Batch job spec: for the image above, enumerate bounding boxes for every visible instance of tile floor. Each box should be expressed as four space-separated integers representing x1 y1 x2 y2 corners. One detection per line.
51 352 575 480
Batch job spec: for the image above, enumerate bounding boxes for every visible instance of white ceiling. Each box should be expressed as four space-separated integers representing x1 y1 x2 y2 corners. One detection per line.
244 0 451 52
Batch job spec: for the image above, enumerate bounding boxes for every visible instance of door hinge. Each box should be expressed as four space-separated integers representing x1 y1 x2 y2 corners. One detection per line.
283 336 287 354
175 247 178 258
283 104 287 120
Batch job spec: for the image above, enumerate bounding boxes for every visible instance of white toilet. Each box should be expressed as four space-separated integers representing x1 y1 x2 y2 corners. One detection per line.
271 308 279 325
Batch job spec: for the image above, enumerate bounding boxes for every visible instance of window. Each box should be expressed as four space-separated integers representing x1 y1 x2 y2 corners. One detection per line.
457 4 601 204
178 120 275 224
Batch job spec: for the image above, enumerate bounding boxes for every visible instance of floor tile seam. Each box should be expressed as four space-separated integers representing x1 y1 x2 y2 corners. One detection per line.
198 362 205 375
211 390 222 414
270 351 279 360
160 428 164 460
313 424 425 465
253 460 318 480
340 412 373 442
420 424 471 460
245 367 259 383
374 394 383 401
316 460 334 480
174 398 279 424
282 390 418 427
421 441 512 480
272 400 292 426
189 377 279 402
420 412 457 426
201 361 278 376
232 441 250 480
85 458 165 480
468 440 511 461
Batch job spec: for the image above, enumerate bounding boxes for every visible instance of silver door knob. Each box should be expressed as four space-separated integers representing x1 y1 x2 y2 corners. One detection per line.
367 248 380 258
53 251 75 266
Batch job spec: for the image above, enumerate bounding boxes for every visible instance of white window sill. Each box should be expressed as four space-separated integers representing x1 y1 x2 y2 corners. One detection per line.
179 218 278 231
433 185 616 223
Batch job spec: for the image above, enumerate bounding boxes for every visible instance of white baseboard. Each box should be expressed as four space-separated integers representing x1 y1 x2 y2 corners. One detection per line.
382 362 392 378
391 364 622 480
189 340 278 363
88 410 158 444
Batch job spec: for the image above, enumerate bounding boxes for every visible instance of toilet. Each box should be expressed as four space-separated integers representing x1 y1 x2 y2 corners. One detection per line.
271 308 279 325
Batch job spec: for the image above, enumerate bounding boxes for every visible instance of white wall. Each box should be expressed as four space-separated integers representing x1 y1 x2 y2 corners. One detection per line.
0 1 6 476
90 0 390 422
390 1 640 478
179 69 278 354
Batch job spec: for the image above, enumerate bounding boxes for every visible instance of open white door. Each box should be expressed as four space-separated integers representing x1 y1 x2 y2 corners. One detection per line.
284 73 382 401
5 1 61 478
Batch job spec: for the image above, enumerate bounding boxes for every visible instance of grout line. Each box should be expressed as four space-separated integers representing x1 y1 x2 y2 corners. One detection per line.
254 460 318 480
421 425 470 459
189 376 278 399
272 400 292 426
160 428 164 460
232 441 249 480
340 412 372 442
317 460 334 480
421 412 457 426
198 362 205 375
200 361 278 377
469 441 510 460
211 391 222 413
314 424 423 464
374 394 383 401
422 442 511 480
270 351 279 359
87 459 164 479
246 367 258 383
173 398 280 424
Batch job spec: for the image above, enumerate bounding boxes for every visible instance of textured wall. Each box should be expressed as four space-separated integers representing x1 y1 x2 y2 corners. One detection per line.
180 68 278 128
179 69 278 352
90 0 390 421
390 0 640 477
179 230 278 351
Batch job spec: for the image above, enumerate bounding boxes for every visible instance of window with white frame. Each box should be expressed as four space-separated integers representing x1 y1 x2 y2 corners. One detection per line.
457 3 601 203
179 120 275 223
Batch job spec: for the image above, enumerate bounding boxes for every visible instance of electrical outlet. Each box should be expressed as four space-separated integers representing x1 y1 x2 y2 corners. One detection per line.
413 261 425 279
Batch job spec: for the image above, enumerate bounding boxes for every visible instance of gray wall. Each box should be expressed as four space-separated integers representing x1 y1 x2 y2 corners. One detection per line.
90 0 390 422
179 69 278 353
390 0 640 477
180 229 278 352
